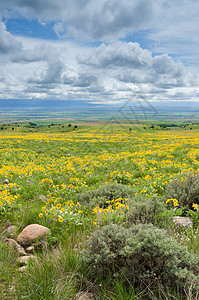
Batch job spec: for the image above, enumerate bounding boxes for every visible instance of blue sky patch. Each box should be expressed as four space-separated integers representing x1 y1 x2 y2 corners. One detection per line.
3 18 58 40
121 30 154 51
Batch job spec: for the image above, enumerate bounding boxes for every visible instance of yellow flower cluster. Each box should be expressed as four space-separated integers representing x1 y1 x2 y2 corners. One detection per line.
0 183 20 209
39 195 84 224
39 178 54 185
166 198 179 207
92 198 129 225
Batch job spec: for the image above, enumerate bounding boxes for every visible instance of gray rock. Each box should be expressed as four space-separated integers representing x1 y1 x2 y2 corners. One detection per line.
5 238 27 256
17 224 50 246
2 225 18 238
172 216 193 228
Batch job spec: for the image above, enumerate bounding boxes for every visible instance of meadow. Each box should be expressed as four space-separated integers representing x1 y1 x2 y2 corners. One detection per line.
1 123 199 299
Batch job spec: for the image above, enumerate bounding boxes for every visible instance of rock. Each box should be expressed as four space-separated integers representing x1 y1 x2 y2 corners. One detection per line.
2 225 18 238
18 266 28 272
26 246 34 253
17 224 50 246
5 238 27 256
17 255 37 266
2 179 9 184
76 292 95 300
172 216 193 228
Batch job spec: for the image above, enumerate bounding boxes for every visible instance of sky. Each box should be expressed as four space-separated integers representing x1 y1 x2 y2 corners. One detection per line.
1 0 199 104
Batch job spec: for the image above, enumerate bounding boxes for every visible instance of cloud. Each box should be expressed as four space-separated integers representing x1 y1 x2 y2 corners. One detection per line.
148 1 199 69
78 42 192 90
78 42 152 68
54 0 157 40
11 45 55 63
1 0 199 72
28 58 65 84
0 21 22 54
0 0 199 104
1 0 157 41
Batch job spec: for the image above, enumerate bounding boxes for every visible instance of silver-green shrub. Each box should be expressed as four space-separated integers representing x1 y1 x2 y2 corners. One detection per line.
82 224 199 295
78 183 134 207
127 195 166 224
165 172 199 209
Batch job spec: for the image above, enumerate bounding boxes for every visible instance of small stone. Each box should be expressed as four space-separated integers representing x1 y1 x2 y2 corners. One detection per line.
17 255 37 266
17 256 31 266
2 225 18 238
5 238 27 256
17 224 50 246
76 292 95 300
18 266 28 272
2 179 9 184
172 216 193 228
26 246 34 253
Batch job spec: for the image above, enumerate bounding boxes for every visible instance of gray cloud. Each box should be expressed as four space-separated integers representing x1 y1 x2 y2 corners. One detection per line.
0 21 22 54
11 45 55 63
28 58 65 84
56 0 156 40
1 0 157 41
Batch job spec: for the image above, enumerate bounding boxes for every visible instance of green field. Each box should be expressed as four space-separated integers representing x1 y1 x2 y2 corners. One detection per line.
1 123 199 299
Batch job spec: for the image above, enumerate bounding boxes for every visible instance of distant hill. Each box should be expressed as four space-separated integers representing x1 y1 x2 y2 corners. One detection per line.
0 99 199 121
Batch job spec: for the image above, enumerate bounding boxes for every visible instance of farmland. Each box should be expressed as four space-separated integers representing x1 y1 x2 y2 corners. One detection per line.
1 124 199 299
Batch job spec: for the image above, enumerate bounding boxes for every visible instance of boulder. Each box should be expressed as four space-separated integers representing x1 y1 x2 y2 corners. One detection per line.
17 224 50 246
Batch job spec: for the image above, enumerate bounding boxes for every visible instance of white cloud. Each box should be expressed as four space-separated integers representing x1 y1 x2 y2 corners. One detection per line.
0 0 199 102
0 36 199 102
78 42 153 68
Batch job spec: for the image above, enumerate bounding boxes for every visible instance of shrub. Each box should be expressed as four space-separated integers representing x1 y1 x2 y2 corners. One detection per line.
82 223 199 296
78 183 134 208
127 194 166 225
165 173 199 209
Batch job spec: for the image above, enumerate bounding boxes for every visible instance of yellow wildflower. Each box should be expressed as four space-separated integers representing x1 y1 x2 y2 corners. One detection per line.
192 203 199 210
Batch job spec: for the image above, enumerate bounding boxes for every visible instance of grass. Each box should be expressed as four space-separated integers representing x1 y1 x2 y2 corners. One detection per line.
0 123 199 299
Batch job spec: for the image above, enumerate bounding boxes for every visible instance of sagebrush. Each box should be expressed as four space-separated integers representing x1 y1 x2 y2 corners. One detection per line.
82 223 199 296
